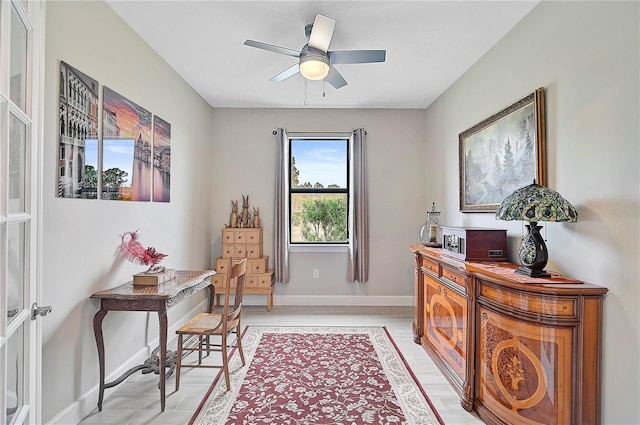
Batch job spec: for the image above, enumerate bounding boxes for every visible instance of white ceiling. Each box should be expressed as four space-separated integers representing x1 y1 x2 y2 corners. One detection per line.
105 1 539 109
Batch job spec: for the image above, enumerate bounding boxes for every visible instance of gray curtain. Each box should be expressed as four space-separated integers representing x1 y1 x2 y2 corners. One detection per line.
347 128 369 283
274 128 290 283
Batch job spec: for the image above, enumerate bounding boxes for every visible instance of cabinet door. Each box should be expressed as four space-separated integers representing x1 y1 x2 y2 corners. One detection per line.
423 274 467 383
477 306 573 425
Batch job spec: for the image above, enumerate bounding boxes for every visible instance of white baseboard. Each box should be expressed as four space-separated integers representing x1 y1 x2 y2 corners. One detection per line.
46 345 150 425
272 295 415 306
203 294 415 308
46 301 208 425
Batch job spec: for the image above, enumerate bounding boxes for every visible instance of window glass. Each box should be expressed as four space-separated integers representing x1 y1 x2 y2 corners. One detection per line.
290 139 347 188
9 113 27 213
289 138 349 243
10 3 28 112
7 222 26 325
6 322 25 424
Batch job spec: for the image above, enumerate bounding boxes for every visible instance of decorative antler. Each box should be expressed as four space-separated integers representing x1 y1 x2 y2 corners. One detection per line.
119 230 167 272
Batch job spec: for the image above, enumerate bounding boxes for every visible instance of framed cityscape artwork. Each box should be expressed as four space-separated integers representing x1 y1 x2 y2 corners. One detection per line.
57 61 99 199
152 116 171 202
102 86 152 201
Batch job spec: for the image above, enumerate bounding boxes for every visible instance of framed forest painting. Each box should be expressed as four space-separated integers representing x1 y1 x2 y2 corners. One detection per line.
459 88 547 213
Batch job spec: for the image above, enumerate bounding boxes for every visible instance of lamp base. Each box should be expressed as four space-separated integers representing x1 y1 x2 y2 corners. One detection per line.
518 222 550 278
515 266 551 278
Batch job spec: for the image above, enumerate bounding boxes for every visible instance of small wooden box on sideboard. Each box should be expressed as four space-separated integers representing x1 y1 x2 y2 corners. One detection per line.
213 227 274 311
411 244 608 425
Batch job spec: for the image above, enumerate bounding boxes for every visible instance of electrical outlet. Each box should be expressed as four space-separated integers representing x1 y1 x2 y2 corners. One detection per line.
313 269 319 279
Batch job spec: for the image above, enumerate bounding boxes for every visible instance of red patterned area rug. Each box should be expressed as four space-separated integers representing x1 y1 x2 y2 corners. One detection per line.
189 326 444 425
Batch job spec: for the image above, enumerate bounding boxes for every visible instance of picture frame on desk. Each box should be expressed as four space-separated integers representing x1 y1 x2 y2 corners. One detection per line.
459 87 547 213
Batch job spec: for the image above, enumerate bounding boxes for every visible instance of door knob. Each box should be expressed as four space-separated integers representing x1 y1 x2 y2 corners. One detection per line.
31 303 52 320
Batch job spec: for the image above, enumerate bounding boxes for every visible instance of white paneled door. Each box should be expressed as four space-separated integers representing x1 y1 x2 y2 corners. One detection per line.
0 1 45 424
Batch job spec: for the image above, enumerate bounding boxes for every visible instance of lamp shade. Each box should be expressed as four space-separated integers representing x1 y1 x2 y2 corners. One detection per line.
495 181 578 223
495 181 577 278
299 46 330 80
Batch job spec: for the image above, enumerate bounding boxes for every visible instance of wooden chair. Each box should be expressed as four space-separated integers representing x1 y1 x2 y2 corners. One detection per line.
175 257 247 391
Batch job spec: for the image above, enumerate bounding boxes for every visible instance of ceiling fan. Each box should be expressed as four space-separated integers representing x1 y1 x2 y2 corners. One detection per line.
244 13 386 89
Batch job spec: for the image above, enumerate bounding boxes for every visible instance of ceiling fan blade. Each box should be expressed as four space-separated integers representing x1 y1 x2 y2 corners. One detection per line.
329 50 386 64
325 66 347 89
244 40 300 58
270 63 300 82
308 14 336 53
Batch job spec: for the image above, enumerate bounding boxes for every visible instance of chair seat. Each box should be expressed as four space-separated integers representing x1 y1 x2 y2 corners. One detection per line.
177 312 224 335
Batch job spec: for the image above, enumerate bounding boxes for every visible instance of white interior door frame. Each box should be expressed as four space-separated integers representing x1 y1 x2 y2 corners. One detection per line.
0 1 45 424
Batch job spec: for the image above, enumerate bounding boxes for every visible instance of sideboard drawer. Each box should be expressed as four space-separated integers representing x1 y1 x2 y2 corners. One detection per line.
442 266 466 290
422 257 440 276
479 281 577 318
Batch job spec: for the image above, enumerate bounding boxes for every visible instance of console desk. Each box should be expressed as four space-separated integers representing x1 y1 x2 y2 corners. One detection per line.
411 245 608 425
91 270 215 412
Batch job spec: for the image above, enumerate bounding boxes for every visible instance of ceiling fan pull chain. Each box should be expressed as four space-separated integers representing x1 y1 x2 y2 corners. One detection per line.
322 79 326 98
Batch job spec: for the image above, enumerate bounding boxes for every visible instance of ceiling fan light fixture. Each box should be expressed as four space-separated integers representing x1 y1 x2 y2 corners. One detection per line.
299 47 330 80
245 14 386 89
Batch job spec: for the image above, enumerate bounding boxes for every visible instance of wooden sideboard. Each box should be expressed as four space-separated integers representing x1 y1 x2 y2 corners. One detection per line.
411 245 608 425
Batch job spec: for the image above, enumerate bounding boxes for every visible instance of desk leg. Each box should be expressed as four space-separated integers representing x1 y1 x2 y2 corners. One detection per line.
158 308 168 412
93 309 108 411
207 284 215 313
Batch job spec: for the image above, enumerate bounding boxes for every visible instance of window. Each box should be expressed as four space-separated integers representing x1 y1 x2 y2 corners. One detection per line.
288 134 350 244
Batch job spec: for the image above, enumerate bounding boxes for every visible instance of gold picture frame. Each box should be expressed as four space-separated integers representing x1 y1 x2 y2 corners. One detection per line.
459 87 547 213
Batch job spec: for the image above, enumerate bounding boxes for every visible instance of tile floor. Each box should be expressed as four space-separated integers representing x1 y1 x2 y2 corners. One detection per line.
78 306 485 425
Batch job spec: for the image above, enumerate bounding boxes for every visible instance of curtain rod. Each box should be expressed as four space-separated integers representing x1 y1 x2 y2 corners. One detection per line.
272 129 367 135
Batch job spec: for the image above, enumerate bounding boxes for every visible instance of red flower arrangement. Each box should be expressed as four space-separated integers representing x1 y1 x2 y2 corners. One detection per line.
119 230 167 273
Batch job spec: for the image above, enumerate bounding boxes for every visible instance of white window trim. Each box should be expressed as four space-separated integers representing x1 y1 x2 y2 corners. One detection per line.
289 244 349 253
286 131 352 250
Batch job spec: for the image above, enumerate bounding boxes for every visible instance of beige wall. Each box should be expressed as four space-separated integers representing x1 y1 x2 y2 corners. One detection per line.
423 2 639 423
210 108 427 303
43 2 214 422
